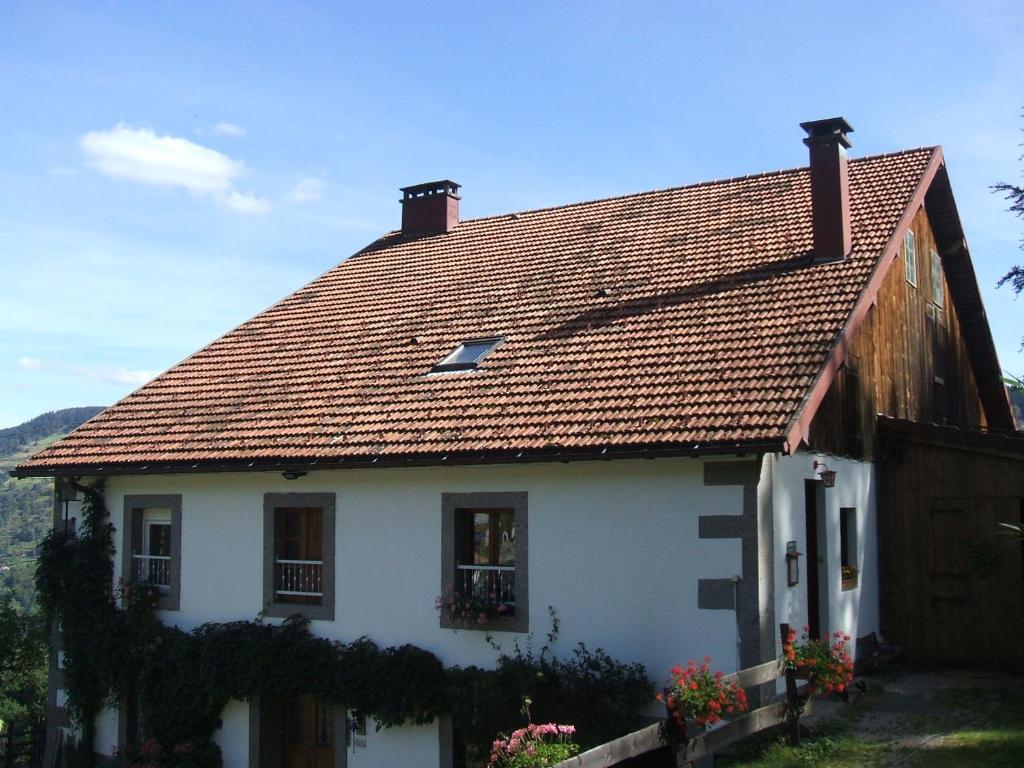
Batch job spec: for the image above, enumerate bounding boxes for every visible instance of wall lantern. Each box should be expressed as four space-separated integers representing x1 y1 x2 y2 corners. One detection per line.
812 460 836 488
282 470 308 480
56 478 79 536
785 541 802 587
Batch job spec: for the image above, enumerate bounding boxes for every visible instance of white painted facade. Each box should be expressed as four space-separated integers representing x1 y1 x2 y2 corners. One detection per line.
73 452 878 767
771 451 880 648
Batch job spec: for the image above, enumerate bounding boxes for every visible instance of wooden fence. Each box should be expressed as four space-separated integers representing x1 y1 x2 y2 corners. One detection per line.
0 720 45 768
554 624 816 768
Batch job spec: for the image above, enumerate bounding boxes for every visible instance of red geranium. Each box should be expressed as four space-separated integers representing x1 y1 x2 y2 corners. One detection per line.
657 657 749 730
781 628 854 695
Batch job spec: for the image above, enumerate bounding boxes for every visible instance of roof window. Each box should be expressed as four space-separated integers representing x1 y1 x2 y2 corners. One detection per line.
432 337 503 373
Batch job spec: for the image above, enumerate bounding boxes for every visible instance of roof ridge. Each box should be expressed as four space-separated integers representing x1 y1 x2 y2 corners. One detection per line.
443 146 940 226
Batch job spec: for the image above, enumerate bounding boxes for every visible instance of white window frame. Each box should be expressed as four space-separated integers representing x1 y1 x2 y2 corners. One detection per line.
142 510 171 554
904 230 918 287
930 248 944 307
140 510 172 595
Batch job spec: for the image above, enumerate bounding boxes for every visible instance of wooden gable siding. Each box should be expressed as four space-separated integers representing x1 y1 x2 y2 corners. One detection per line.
808 206 987 459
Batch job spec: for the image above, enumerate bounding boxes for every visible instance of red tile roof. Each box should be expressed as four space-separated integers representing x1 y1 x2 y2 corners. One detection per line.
18 148 943 475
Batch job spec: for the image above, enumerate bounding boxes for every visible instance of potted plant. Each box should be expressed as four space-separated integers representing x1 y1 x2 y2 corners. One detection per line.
781 627 854 695
487 723 579 767
657 657 749 734
436 586 512 627
487 700 579 768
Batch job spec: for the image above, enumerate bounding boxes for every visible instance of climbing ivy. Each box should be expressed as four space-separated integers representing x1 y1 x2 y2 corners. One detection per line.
36 482 653 767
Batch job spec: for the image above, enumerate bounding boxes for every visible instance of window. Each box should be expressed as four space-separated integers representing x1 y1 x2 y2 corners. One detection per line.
934 376 952 425
904 230 917 287
141 510 172 590
276 507 323 604
839 507 858 590
930 248 944 307
432 337 503 373
123 495 181 611
263 493 335 621
457 508 516 605
441 492 528 631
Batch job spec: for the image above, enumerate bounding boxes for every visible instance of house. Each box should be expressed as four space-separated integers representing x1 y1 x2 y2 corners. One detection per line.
15 117 1015 768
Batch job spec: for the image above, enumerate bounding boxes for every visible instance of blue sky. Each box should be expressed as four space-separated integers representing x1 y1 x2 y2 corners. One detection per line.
1 0 1023 429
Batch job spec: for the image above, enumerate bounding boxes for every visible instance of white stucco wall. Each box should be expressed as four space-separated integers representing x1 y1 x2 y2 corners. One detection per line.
215 701 250 767
94 706 118 757
347 718 439 768
771 452 879 650
97 456 747 767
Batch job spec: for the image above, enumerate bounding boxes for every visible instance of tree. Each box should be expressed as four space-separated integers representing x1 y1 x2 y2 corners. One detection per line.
994 178 1024 298
0 596 46 726
994 111 1024 337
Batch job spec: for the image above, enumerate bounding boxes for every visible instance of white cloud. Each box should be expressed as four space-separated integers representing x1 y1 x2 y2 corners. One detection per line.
15 355 156 386
213 121 247 138
80 123 270 213
74 365 157 385
223 190 272 213
286 177 325 204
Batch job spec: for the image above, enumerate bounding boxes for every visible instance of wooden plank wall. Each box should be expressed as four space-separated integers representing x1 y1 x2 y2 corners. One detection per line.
878 423 1024 670
809 207 987 459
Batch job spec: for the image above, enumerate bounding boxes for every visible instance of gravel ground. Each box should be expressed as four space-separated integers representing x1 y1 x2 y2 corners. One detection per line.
804 667 1024 766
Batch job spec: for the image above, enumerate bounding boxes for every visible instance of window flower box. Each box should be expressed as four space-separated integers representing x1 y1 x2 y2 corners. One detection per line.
841 565 859 591
436 586 513 628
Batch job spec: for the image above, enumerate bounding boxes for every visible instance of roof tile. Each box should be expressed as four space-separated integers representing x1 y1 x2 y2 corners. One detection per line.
19 149 936 473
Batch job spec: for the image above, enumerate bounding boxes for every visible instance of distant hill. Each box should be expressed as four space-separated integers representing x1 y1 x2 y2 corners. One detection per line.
0 406 106 609
0 406 105 458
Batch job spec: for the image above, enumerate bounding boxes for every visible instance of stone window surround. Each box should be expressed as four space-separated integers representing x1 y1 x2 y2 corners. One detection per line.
262 492 336 622
122 494 182 612
440 491 529 633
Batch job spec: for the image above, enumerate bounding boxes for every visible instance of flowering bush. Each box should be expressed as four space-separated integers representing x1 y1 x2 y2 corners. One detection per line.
656 657 749 730
487 723 580 767
782 627 854 695
107 738 217 768
436 585 511 625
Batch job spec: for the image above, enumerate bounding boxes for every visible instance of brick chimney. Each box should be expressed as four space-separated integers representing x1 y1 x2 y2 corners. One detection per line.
800 117 854 262
400 180 460 236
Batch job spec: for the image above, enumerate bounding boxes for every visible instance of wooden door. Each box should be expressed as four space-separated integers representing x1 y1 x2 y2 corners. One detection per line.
926 497 1024 668
282 694 334 768
804 480 825 639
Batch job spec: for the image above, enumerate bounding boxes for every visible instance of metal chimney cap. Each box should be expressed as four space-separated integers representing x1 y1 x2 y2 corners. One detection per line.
400 180 461 200
800 117 854 149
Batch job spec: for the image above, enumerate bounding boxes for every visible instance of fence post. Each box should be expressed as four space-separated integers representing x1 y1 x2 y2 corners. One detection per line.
780 623 800 747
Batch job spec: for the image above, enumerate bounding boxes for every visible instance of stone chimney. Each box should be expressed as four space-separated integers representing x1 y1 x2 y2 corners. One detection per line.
400 180 460 236
800 118 854 262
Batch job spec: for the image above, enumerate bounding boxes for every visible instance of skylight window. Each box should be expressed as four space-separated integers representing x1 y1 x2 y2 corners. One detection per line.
432 337 503 373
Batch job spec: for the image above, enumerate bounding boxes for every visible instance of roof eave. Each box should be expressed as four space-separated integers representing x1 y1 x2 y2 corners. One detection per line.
11 438 786 479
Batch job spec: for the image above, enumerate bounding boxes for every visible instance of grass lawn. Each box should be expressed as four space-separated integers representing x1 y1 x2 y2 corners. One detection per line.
717 680 1024 767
